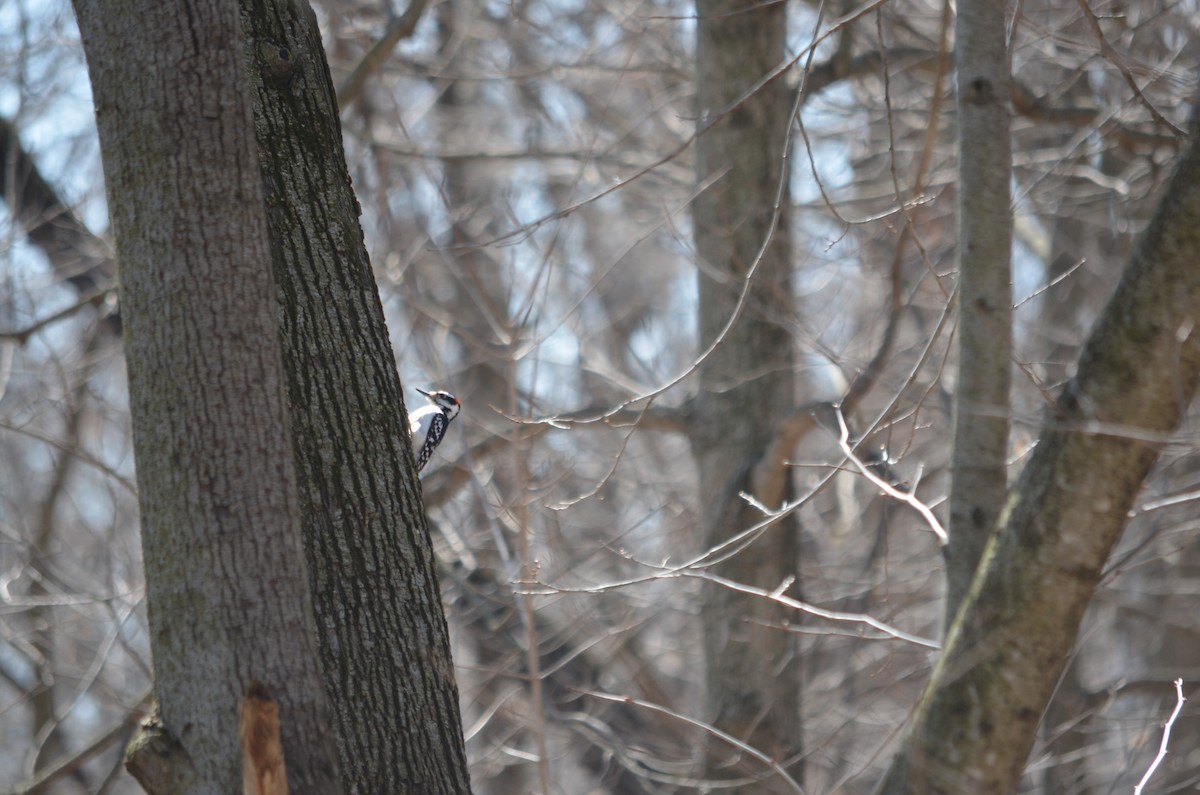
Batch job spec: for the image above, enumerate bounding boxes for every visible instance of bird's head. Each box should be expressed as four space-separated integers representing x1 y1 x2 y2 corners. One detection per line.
417 388 461 420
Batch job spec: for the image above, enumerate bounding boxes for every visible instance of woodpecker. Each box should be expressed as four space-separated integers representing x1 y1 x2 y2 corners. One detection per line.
408 388 461 473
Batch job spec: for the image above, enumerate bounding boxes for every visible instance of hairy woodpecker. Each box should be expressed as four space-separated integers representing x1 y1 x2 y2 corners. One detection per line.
409 388 461 473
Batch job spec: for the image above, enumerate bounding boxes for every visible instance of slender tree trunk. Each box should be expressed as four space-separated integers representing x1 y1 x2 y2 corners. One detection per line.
26 400 83 794
691 2 800 790
71 0 342 791
875 113 1200 794
236 1 472 791
944 0 1013 624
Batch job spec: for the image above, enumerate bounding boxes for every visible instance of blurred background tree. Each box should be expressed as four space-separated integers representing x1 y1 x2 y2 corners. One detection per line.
1 0 1197 792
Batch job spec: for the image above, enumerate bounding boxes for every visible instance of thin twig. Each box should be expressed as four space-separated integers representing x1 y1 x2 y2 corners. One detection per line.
1133 678 1186 795
1073 0 1185 137
1014 258 1086 308
0 286 115 345
583 690 807 794
682 570 939 649
336 0 429 109
834 407 948 544
7 691 150 795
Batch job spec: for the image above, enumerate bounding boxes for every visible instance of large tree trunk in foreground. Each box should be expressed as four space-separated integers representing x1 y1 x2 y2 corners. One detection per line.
691 1 800 790
237 1 472 791
72 0 342 791
876 114 1200 794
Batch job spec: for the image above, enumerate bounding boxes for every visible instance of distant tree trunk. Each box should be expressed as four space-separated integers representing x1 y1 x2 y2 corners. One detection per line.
71 0 342 792
25 399 84 794
944 0 1012 624
236 1 472 792
875 113 1200 794
690 1 800 790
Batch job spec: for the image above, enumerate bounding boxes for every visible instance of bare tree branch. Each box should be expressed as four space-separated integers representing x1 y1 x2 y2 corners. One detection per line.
0 116 118 334
336 0 429 109
1133 679 1186 795
876 112 1200 794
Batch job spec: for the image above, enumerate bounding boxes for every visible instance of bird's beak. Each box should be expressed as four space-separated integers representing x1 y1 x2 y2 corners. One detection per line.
416 388 431 398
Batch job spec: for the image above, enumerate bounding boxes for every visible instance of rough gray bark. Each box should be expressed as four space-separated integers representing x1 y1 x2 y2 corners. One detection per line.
71 0 342 792
690 1 800 790
944 0 1013 624
236 1 472 791
875 115 1200 794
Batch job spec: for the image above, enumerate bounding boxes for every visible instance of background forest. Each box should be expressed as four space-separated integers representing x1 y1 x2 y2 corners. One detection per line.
2 0 1199 793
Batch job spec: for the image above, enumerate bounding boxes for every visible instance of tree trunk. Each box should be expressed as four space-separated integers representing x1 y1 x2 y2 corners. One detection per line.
236 1 472 791
875 113 1200 794
71 0 342 792
691 1 800 790
944 0 1013 625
